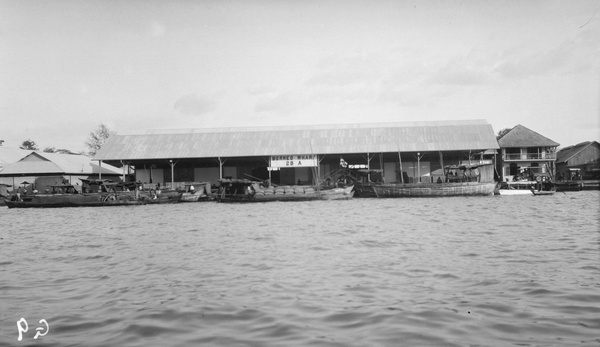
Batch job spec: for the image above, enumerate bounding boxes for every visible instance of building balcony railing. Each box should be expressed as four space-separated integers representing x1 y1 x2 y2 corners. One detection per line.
503 153 556 161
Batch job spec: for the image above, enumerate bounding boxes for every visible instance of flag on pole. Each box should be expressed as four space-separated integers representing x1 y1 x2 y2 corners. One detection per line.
340 157 348 168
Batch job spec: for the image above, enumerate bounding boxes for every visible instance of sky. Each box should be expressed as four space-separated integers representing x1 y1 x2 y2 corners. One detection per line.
1 0 599 153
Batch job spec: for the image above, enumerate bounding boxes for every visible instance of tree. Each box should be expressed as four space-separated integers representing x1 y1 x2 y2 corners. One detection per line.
44 147 77 154
20 139 38 150
496 128 511 140
85 123 116 156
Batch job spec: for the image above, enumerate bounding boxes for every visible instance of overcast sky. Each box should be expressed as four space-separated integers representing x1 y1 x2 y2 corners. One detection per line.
1 0 599 153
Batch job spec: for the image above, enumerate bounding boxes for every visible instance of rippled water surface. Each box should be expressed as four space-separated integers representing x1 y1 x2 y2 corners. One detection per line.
1 191 599 346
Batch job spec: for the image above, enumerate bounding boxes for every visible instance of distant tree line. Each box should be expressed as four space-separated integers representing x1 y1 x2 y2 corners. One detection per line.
2 123 115 157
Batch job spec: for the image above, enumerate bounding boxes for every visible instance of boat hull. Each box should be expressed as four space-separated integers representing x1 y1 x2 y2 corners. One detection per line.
497 189 533 196
498 180 556 196
353 183 378 198
140 192 183 204
218 185 355 203
179 193 213 202
179 182 213 202
531 189 556 196
4 193 145 208
372 182 496 197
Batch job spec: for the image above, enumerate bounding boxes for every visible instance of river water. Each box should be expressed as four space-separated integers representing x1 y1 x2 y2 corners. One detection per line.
1 191 599 347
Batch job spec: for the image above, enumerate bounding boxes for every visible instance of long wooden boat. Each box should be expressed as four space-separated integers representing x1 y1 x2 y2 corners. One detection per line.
3 181 145 208
371 162 497 198
216 179 354 203
118 182 182 204
371 181 496 197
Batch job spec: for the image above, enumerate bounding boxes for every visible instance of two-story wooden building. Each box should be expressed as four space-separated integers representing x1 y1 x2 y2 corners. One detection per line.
496 124 559 182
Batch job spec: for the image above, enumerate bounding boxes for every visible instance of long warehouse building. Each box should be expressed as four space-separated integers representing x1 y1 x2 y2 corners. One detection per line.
94 119 500 187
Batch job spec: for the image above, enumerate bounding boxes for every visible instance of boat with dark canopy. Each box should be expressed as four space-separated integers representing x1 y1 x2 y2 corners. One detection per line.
4 179 145 208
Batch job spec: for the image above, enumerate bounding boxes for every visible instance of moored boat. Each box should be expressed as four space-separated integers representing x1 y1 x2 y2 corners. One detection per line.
372 181 496 197
323 168 382 198
531 188 556 196
216 179 354 203
497 181 536 196
179 182 214 202
4 181 145 208
497 175 556 196
371 163 496 197
139 190 183 204
125 182 182 204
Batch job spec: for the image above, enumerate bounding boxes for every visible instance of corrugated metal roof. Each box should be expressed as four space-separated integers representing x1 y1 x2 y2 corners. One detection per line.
498 124 559 148
95 120 500 160
556 141 599 164
0 152 122 176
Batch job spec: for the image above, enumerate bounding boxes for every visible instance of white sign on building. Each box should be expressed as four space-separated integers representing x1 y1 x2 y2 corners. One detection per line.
270 155 317 168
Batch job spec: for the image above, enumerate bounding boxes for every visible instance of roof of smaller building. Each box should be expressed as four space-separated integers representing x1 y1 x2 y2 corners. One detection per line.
497 124 559 148
556 141 599 164
0 152 122 176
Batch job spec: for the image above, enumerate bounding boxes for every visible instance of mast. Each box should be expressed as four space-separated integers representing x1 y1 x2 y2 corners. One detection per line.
169 160 175 188
367 152 370 182
309 140 320 191
397 148 404 184
439 151 445 182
